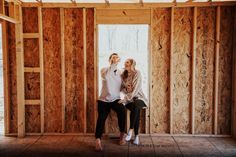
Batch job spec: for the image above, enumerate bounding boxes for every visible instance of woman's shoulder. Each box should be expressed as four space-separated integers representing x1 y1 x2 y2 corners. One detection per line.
134 69 141 76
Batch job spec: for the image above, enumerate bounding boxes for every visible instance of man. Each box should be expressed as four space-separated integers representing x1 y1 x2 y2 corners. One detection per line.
95 53 126 151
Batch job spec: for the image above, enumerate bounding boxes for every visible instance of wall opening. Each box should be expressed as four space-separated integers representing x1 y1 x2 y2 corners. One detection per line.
98 24 149 103
0 23 4 135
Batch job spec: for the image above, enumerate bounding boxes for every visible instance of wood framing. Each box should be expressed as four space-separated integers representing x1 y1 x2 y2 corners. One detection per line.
15 4 25 137
22 1 236 8
191 7 197 135
38 6 44 134
214 6 220 135
170 7 174 134
96 9 150 24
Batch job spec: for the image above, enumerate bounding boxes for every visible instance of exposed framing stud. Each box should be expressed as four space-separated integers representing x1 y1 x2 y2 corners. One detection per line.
214 6 220 135
191 7 197 135
60 8 65 133
38 6 44 134
15 4 25 137
93 8 97 131
170 7 174 134
83 8 87 134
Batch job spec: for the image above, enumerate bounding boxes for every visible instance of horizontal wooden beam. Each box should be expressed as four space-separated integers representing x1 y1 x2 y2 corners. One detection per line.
24 67 40 73
96 9 150 24
25 99 40 105
21 1 236 8
0 14 19 23
23 33 40 38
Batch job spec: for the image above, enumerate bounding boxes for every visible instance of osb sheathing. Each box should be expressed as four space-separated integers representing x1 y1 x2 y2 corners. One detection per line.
218 6 234 135
24 38 39 67
42 8 62 133
86 8 96 133
195 7 215 134
173 8 192 134
8 23 17 133
151 8 171 133
24 72 40 100
64 8 85 133
25 105 41 133
22 7 38 33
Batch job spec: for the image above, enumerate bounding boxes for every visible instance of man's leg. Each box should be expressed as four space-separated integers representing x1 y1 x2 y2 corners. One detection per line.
95 101 111 139
111 100 126 145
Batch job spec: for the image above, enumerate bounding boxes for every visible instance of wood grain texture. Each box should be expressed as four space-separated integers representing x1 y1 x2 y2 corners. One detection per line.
64 8 84 133
218 6 234 135
22 7 38 33
151 8 171 133
24 38 39 67
195 7 216 134
42 8 62 133
173 8 192 134
25 105 41 133
86 8 96 133
8 23 17 133
24 72 40 100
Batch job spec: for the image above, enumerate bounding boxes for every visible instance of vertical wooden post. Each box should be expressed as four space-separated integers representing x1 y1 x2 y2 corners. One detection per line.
38 6 44 134
232 7 236 139
214 6 220 135
170 7 174 134
60 8 65 133
94 8 97 131
0 0 3 14
15 4 25 137
191 7 197 135
8 2 15 18
148 8 153 134
83 8 87 133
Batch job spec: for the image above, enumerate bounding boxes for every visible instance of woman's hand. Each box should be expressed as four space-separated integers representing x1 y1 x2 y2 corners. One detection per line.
118 99 126 105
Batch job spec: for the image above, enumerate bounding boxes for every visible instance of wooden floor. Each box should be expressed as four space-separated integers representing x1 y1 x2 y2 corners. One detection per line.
1 135 236 157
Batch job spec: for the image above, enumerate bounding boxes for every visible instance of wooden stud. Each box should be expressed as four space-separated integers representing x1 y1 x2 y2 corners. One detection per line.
25 99 40 105
15 4 25 137
21 1 236 8
23 33 39 38
2 19 10 135
191 7 197 135
214 6 220 135
94 8 97 131
83 8 87 134
38 6 44 134
149 8 153 134
170 7 174 134
60 8 65 133
24 67 40 73
0 14 19 23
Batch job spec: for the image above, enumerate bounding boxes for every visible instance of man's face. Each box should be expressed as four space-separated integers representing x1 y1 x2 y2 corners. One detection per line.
110 55 120 64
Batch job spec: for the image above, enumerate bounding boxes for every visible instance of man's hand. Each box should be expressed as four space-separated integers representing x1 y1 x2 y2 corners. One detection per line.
118 99 126 105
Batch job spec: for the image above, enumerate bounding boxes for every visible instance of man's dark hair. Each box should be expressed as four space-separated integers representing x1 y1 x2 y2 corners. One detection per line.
109 53 118 61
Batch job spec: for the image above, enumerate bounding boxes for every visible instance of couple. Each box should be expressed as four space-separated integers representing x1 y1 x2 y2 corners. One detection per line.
95 53 148 151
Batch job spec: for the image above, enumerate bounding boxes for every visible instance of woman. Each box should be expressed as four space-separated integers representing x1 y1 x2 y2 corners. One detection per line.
118 58 148 145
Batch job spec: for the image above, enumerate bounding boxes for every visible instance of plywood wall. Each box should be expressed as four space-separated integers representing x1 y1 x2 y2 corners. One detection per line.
173 8 192 134
5 6 235 135
151 8 171 133
64 8 85 133
218 6 234 135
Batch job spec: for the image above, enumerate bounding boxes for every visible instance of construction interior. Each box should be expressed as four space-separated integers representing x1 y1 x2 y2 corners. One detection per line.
0 0 236 156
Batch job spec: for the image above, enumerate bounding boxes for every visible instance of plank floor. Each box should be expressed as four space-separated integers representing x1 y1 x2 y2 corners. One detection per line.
0 135 236 157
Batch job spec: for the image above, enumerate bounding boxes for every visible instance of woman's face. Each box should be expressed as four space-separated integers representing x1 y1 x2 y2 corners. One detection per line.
124 59 132 70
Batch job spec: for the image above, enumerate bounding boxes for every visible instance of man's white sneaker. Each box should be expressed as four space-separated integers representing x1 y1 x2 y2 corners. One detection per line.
133 136 139 145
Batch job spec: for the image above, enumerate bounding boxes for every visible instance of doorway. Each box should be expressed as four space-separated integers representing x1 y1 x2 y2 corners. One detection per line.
97 24 149 133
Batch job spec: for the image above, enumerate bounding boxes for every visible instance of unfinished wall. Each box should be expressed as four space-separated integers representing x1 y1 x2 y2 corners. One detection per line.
5 6 235 135
64 8 85 133
173 8 192 134
43 8 62 133
151 8 171 133
218 6 234 135
195 7 215 134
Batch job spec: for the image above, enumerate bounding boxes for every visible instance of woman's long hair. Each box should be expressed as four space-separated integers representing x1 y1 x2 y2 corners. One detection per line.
122 59 136 80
